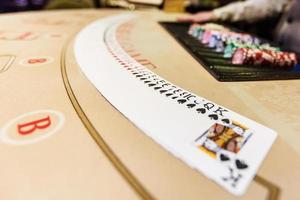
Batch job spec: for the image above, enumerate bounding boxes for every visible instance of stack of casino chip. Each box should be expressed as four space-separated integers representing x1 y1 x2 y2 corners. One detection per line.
232 48 298 68
188 23 263 55
188 23 298 68
223 42 279 58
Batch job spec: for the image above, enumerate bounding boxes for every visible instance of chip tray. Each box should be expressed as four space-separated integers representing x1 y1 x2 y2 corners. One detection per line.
160 22 300 82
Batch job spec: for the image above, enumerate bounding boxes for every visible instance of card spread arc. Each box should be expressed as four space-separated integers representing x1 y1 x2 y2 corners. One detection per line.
74 14 277 196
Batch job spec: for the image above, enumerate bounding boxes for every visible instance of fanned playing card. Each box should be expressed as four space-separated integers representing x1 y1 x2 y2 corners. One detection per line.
74 14 277 196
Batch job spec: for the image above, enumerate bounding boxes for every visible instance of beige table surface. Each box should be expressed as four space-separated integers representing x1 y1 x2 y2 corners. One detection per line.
0 9 299 200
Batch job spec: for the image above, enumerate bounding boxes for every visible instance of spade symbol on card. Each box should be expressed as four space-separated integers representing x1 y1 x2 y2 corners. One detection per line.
177 99 186 104
220 153 230 162
196 108 206 114
235 160 248 170
221 118 231 124
208 114 218 120
187 104 196 108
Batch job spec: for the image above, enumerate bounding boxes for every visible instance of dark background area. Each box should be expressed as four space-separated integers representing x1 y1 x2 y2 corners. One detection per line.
0 0 48 12
0 0 278 41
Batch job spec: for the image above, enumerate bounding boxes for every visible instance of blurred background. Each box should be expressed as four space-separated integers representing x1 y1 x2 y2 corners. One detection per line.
0 0 279 40
0 0 233 13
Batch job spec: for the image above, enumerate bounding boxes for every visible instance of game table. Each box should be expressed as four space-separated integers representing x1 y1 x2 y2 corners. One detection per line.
0 9 300 200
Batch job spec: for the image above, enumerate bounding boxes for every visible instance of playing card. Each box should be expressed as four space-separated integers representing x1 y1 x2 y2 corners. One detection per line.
74 13 277 196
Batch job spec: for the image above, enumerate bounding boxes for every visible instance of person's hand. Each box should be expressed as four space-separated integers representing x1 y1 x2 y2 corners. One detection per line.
177 11 217 23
